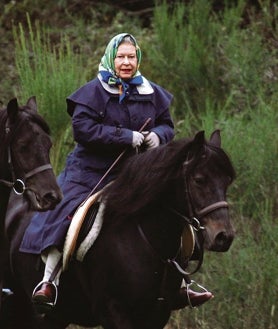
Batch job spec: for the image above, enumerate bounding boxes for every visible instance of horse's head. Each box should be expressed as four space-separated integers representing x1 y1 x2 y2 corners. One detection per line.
4 97 63 210
182 130 236 252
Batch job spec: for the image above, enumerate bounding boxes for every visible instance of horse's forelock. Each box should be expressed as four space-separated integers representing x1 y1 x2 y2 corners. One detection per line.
199 142 236 181
21 107 50 135
213 145 236 181
0 105 51 169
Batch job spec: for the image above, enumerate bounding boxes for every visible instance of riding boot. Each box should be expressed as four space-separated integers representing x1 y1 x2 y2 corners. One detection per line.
32 247 62 313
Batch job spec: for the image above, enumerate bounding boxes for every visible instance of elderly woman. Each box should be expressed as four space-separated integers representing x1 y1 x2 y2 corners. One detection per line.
20 33 212 311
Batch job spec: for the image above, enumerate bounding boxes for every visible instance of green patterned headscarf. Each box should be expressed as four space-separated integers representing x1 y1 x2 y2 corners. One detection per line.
99 33 143 103
99 33 142 76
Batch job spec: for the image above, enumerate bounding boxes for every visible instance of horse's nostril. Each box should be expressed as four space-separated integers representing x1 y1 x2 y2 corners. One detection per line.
214 231 234 251
44 191 62 205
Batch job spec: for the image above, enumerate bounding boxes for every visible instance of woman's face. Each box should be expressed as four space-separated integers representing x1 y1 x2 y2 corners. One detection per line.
114 43 138 80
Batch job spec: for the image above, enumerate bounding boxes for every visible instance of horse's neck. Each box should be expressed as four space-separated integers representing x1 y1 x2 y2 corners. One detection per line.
5 192 30 242
0 185 10 218
139 208 183 260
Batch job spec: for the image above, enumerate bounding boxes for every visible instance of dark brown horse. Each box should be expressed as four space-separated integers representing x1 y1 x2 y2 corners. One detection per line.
3 130 235 329
0 97 62 315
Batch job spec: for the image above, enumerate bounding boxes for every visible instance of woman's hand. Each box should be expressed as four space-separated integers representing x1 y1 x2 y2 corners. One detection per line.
143 131 160 149
132 131 145 148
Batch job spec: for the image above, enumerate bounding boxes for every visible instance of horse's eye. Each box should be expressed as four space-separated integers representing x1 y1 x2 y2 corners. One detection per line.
193 175 206 185
15 141 30 154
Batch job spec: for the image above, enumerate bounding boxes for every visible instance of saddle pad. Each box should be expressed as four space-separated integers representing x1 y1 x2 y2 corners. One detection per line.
181 224 195 259
75 200 105 262
63 190 102 270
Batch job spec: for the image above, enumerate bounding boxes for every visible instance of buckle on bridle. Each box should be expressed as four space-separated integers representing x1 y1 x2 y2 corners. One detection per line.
13 179 25 195
191 217 205 231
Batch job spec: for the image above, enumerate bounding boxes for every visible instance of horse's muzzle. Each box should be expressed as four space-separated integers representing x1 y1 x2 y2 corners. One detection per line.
211 230 235 252
203 224 235 252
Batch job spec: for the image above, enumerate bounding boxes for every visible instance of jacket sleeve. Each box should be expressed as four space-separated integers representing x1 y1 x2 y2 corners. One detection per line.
151 108 175 145
149 82 175 144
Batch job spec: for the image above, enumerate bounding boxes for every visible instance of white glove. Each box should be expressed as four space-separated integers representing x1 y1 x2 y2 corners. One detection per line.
144 131 160 149
132 131 145 148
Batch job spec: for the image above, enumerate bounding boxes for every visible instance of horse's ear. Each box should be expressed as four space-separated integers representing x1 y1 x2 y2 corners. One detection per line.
193 130 205 145
209 129 221 148
7 98 19 123
26 96 37 112
184 130 205 165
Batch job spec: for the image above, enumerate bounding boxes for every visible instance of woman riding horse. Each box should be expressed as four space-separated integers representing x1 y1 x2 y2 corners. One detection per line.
19 33 212 312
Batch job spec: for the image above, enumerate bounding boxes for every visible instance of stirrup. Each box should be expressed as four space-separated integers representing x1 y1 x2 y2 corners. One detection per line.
186 280 209 308
32 280 58 307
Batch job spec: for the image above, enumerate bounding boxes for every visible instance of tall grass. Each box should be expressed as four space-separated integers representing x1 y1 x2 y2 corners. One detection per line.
13 14 86 174
147 1 278 328
169 201 278 329
149 0 278 215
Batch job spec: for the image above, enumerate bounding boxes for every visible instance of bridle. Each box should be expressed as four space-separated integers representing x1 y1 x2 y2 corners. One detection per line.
171 167 229 269
136 163 230 307
0 116 52 195
137 160 229 278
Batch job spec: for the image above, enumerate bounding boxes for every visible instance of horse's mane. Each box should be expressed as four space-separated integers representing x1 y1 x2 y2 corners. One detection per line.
102 136 235 224
102 138 191 222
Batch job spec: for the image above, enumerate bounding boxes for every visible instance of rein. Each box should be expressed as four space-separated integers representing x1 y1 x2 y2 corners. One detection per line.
0 117 53 195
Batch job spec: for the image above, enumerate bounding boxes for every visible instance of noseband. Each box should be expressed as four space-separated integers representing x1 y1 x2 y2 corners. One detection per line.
170 200 229 228
0 117 52 195
196 200 229 217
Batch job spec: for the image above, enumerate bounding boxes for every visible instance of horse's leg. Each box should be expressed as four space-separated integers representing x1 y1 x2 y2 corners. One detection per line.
101 299 170 329
0 233 8 313
99 299 137 329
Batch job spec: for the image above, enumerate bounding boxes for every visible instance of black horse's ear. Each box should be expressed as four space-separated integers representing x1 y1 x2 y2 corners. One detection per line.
26 96 37 112
184 130 205 165
193 130 205 145
209 129 221 148
7 98 19 124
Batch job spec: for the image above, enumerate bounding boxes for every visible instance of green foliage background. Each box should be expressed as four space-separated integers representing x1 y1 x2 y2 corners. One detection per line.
1 0 277 328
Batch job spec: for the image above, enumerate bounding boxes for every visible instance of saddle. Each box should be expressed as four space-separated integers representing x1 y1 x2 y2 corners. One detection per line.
63 190 104 270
